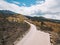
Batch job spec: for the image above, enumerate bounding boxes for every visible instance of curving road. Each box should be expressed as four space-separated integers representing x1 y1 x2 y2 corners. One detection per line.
15 20 51 45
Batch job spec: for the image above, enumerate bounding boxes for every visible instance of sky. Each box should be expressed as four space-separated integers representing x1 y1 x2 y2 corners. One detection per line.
5 0 45 6
0 0 60 20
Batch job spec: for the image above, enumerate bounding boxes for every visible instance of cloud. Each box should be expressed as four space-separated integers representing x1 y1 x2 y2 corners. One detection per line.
28 0 60 20
12 1 20 5
0 0 60 20
0 0 36 15
43 14 60 20
36 0 45 4
0 0 23 13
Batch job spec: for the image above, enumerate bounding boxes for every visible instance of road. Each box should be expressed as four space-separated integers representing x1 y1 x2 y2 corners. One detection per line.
14 20 51 45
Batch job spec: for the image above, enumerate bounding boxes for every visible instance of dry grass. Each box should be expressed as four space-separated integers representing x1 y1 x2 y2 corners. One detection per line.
44 22 60 33
0 14 30 45
31 20 60 33
31 20 60 45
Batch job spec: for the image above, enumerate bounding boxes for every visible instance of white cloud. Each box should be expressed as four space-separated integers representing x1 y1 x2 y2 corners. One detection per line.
29 0 60 20
0 0 23 13
0 0 60 20
22 3 26 6
12 1 20 5
43 14 60 20
36 0 44 4
0 0 36 15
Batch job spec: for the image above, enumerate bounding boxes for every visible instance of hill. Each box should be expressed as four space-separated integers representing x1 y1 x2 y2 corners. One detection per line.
0 10 30 45
25 16 60 23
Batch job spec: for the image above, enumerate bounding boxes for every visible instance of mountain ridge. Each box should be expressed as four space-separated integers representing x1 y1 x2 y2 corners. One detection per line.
25 15 60 23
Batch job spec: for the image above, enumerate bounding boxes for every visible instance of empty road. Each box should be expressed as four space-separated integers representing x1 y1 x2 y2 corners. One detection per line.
15 20 51 45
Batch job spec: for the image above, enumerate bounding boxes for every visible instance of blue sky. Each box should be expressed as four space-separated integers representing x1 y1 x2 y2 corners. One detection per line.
5 0 45 6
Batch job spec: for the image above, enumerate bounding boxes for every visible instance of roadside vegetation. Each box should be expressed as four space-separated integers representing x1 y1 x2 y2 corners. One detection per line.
0 10 30 45
25 16 60 45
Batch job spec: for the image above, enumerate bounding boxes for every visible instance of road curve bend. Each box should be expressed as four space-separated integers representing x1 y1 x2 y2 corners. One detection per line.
15 20 51 45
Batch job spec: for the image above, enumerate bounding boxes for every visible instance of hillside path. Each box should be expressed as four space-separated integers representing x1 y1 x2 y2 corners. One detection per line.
15 20 51 45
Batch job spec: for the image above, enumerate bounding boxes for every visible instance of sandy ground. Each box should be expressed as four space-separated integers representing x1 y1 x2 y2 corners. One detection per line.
14 21 51 45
